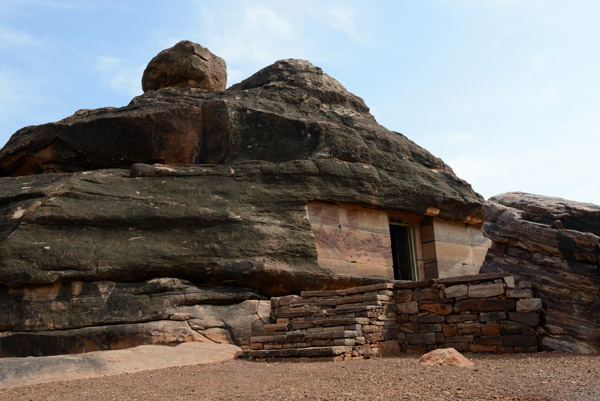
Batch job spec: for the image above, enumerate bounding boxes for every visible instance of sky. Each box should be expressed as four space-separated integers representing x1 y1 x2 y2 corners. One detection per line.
1 0 599 204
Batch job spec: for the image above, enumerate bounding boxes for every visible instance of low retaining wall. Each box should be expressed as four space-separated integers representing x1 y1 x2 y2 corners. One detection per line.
243 272 542 361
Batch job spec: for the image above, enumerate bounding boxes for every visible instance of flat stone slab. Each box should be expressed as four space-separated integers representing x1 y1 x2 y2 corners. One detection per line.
0 342 241 389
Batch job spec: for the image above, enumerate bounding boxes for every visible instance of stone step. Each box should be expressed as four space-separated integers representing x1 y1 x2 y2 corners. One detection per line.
243 345 352 359
250 330 361 345
263 323 289 333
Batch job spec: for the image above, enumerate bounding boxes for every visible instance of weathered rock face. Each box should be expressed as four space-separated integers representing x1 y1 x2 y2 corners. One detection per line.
480 192 600 353
0 41 484 357
0 58 481 224
142 40 226 92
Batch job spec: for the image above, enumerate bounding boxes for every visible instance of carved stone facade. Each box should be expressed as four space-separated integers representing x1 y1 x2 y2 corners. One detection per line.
307 202 490 281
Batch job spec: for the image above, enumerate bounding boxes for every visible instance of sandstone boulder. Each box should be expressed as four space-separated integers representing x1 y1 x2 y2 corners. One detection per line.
142 40 226 92
418 348 474 367
0 42 484 357
480 192 600 353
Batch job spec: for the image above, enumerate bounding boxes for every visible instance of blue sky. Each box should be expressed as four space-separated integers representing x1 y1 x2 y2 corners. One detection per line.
1 0 599 204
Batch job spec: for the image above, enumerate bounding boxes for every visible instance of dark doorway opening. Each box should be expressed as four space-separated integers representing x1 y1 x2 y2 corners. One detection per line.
390 223 416 281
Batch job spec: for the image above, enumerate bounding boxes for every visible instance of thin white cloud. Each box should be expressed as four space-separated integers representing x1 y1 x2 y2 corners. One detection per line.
0 25 44 48
307 2 360 40
204 4 300 66
178 0 364 85
95 56 144 97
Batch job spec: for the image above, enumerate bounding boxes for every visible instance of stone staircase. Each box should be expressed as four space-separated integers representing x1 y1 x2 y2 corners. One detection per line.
244 283 397 361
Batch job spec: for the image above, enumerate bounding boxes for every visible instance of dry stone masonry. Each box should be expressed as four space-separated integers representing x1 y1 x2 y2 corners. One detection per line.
243 272 543 361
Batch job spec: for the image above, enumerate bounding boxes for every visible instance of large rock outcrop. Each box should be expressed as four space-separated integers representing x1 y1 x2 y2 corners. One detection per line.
480 192 600 353
0 42 484 357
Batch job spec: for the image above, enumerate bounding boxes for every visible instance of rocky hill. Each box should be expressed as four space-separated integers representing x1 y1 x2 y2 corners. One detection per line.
0 41 483 357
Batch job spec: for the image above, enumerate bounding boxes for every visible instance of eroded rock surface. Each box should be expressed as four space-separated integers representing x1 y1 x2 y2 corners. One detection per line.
0 57 481 224
480 192 600 353
0 42 484 357
142 40 226 92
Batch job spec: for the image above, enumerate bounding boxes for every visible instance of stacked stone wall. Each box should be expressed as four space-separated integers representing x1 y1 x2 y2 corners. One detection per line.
246 283 397 361
396 273 540 354
243 272 543 361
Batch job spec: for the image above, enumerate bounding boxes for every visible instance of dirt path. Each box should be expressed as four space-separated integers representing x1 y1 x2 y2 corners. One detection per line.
1 352 598 400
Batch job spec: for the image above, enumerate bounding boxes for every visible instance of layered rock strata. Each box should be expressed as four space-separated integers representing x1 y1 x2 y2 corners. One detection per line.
0 58 483 225
243 272 542 361
0 42 485 357
480 192 600 353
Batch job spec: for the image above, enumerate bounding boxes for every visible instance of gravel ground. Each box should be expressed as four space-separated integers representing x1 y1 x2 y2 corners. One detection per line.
1 352 598 401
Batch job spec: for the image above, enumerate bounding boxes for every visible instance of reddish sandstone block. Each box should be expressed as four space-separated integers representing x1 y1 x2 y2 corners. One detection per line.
396 314 410 324
500 322 535 335
506 288 533 299
397 301 419 314
419 323 442 333
457 322 481 334
395 290 413 303
468 282 505 298
264 323 288 333
311 339 333 346
470 344 497 352
454 299 516 313
414 288 440 301
481 323 500 335
346 283 394 294
417 314 446 323
445 335 474 343
508 312 540 327
479 312 507 321
442 325 458 337
443 284 468 298
337 293 391 305
446 313 478 323
399 322 420 334
419 303 453 315
406 333 436 345
301 289 346 297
